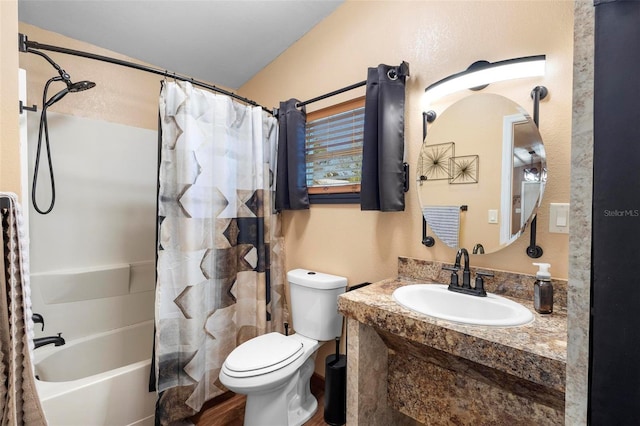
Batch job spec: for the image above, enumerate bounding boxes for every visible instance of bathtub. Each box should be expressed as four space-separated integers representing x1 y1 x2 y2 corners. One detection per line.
34 320 157 426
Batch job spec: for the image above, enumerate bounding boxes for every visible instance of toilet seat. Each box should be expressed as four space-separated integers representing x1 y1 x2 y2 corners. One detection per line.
223 332 304 378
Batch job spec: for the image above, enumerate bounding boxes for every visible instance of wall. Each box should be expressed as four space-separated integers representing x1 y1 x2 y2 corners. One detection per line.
18 23 161 130
240 1 574 284
0 0 20 195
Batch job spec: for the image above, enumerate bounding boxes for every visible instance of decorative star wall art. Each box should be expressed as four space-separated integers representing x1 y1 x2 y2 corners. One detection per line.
417 142 455 182
449 155 479 184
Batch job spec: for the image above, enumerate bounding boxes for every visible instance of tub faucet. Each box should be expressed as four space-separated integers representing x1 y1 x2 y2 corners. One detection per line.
34 332 65 349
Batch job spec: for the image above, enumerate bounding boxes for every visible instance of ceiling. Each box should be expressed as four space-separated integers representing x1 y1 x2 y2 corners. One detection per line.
18 0 344 89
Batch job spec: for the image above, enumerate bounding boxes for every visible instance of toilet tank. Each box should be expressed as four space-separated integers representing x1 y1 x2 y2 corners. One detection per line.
288 269 347 341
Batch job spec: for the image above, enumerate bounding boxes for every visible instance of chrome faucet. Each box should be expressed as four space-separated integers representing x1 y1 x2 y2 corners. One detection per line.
34 332 65 349
443 248 492 297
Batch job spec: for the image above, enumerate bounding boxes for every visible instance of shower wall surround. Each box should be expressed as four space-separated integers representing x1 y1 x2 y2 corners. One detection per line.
27 112 157 340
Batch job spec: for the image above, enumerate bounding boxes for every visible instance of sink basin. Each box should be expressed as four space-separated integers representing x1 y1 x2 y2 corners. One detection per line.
392 284 534 327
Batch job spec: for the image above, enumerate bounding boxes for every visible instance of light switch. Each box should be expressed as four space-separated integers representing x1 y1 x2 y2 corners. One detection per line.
556 213 567 227
549 203 570 234
488 209 498 224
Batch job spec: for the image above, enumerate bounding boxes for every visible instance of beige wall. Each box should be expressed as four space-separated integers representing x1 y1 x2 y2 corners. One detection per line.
241 0 574 282
18 23 162 131
4 3 574 281
0 0 20 195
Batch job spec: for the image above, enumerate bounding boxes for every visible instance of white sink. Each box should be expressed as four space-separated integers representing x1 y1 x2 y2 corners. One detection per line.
392 284 534 327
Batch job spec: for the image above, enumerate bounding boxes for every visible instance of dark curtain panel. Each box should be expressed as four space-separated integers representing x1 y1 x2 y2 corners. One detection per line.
275 99 310 211
360 62 409 211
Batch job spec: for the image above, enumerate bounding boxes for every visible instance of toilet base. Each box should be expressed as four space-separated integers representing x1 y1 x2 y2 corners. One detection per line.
288 392 317 426
244 355 317 426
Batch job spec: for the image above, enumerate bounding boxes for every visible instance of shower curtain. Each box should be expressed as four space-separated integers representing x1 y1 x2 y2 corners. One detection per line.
155 81 286 424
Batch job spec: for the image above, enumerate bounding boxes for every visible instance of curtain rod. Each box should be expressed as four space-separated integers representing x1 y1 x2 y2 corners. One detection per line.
295 62 408 109
295 80 367 108
18 33 275 115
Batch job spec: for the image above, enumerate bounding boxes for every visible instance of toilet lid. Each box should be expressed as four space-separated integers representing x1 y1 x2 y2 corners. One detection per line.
224 332 304 377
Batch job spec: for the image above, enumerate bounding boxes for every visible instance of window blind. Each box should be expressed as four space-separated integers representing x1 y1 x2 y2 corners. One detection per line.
305 106 365 187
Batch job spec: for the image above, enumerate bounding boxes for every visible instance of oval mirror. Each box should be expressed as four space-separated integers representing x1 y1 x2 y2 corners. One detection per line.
417 93 546 254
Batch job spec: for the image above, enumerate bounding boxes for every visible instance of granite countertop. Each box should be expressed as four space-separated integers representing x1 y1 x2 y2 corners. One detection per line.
338 277 568 393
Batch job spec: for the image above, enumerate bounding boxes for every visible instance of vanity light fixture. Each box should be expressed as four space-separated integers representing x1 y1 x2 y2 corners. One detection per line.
423 55 546 105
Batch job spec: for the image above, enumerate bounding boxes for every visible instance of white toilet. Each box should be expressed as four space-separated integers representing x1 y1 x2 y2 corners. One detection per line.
219 268 347 426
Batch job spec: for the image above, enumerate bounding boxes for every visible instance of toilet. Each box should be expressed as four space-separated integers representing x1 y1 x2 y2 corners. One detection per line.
219 269 347 426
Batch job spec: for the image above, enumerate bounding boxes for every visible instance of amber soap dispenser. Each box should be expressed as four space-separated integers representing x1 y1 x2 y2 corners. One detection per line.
533 263 553 314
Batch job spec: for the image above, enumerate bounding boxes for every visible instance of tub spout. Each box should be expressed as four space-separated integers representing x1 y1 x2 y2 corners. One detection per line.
34 332 65 349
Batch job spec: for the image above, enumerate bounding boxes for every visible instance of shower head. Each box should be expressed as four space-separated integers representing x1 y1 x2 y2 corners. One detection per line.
43 80 95 108
43 78 96 108
68 80 96 92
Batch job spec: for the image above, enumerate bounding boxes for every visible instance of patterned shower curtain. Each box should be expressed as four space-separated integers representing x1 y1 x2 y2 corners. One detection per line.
155 81 286 424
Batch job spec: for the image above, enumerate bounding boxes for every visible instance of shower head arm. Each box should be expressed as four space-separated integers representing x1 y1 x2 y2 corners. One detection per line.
21 35 72 83
26 48 72 84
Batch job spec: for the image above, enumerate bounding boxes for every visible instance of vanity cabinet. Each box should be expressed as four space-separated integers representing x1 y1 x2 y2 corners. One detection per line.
338 258 567 425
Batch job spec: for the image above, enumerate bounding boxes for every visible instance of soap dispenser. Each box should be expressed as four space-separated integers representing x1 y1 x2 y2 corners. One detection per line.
533 263 553 314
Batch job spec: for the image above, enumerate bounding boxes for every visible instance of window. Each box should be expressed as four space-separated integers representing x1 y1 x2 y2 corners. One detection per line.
305 97 365 204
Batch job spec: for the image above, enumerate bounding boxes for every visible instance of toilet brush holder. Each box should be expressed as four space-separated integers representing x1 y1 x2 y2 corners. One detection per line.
324 338 346 425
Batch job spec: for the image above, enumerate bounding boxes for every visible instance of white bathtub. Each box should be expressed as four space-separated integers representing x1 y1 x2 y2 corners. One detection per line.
34 320 157 426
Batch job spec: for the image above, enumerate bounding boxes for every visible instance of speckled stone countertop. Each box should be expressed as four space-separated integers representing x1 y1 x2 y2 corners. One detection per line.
338 275 567 394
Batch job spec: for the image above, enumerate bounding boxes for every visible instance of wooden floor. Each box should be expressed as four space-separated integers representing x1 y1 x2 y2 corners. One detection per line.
191 375 329 426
